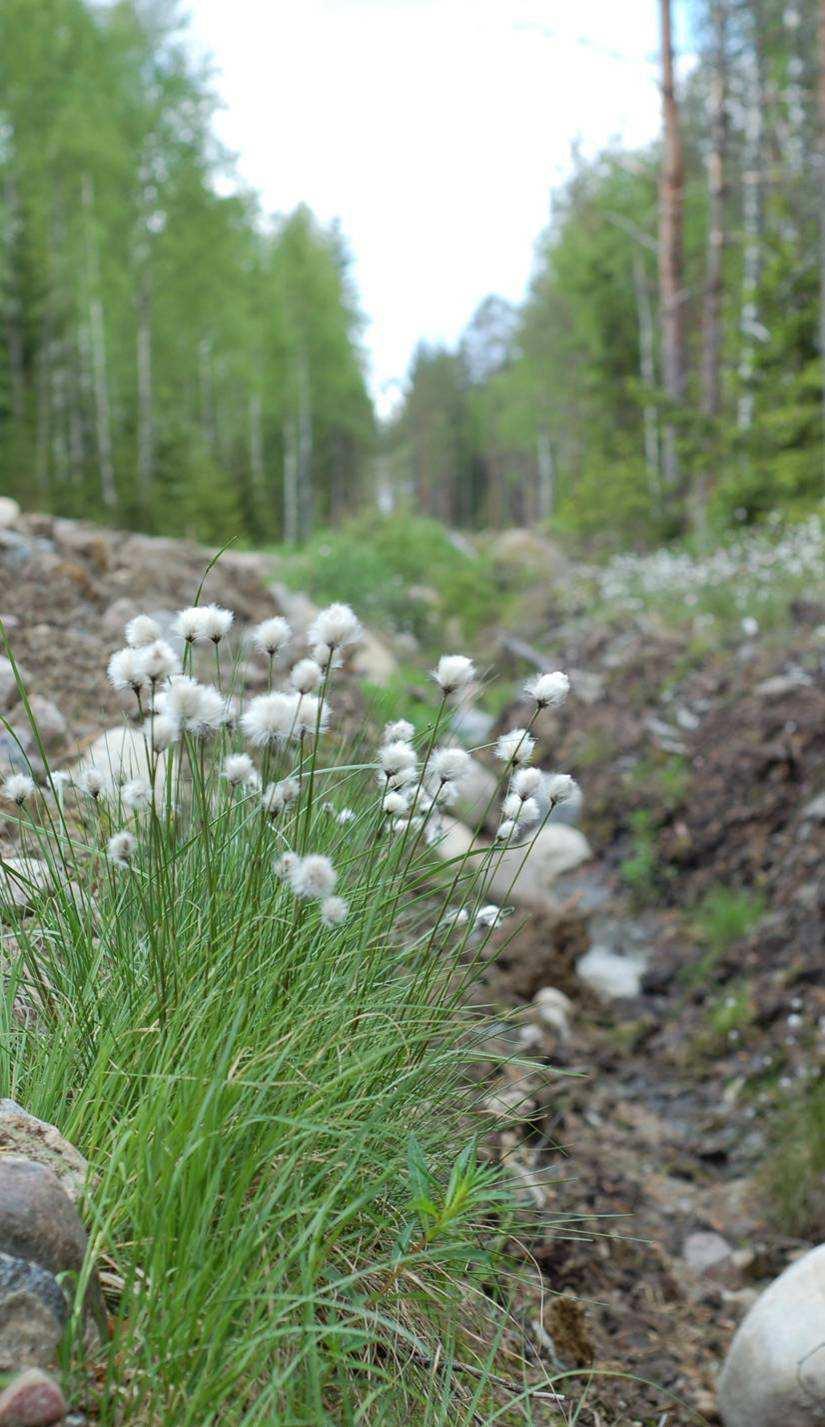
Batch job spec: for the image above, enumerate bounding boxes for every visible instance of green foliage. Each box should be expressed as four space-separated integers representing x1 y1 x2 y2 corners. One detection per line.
625 755 691 813
763 1082 825 1238
620 810 659 904
0 601 565 1424
692 886 765 953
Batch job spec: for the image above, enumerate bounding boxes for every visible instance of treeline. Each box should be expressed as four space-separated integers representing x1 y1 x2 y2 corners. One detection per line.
389 0 825 544
0 0 373 543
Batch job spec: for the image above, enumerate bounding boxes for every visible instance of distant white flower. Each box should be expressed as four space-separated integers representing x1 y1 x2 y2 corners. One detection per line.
515 796 540 827
125 615 162 649
165 677 226 736
378 741 417 778
241 692 300 747
476 904 505 929
107 648 148 695
320 895 349 927
495 729 535 766
139 640 180 684
337 807 356 825
107 830 137 867
384 719 415 743
261 778 300 816
174 608 209 644
289 853 337 901
122 778 152 811
511 767 542 799
292 693 330 739
545 773 578 805
76 767 105 800
501 792 523 820
222 753 256 787
200 604 234 644
252 616 292 657
48 770 72 800
429 779 459 807
146 714 180 751
308 603 362 652
432 654 475 695
495 819 516 841
430 746 471 783
310 642 343 670
525 671 570 708
443 906 469 930
3 773 35 805
383 791 409 815
741 616 759 638
273 851 299 881
290 658 323 694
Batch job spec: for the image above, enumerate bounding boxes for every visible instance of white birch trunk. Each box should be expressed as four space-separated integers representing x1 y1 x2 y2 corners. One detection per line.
81 173 116 508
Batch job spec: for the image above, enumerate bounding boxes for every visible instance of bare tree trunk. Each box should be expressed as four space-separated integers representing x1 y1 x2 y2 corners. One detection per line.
818 0 825 481
283 420 299 544
536 425 555 521
81 173 116 509
737 8 765 432
658 0 686 497
136 267 153 511
696 0 728 531
296 350 313 541
632 249 660 493
2 174 25 425
249 389 265 503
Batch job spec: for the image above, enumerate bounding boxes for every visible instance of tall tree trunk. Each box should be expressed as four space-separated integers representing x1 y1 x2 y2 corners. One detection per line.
658 0 686 497
81 173 116 509
737 8 765 432
136 266 153 513
696 0 728 530
818 0 825 478
632 249 660 494
249 389 265 517
536 425 555 521
2 173 25 426
283 420 299 544
296 351 313 542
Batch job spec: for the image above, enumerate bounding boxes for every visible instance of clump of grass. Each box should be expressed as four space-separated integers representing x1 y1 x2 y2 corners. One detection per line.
0 595 578 1424
763 1082 825 1237
620 809 659 904
682 885 766 986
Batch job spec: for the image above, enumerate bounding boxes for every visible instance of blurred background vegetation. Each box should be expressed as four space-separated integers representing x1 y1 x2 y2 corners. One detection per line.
1 0 824 548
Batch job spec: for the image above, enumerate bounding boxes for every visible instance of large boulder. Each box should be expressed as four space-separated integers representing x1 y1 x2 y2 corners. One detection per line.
0 1102 89 1204
718 1243 825 1426
453 758 498 830
72 724 168 796
435 819 590 913
0 1255 67 1372
0 1160 89 1286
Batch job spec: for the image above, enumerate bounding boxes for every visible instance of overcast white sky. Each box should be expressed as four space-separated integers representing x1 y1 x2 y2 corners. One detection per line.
185 1 666 415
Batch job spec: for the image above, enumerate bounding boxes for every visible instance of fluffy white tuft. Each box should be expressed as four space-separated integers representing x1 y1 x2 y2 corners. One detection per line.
174 607 209 644
511 767 542 799
165 677 226 736
432 654 475 695
384 719 415 743
107 830 137 866
261 778 300 816
320 895 349 927
146 714 180 751
125 615 162 649
289 853 337 901
76 767 105 799
495 728 535 766
222 753 255 787
290 658 323 694
3 773 35 805
308 603 362 651
107 648 148 694
545 772 578 805
525 671 570 708
291 694 330 739
252 615 292 657
241 692 300 747
122 778 152 811
476 904 505 929
383 791 409 815
139 640 180 683
430 746 471 783
200 604 234 643
378 741 417 777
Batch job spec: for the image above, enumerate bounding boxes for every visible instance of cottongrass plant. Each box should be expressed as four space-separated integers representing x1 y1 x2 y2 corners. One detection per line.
0 596 580 1427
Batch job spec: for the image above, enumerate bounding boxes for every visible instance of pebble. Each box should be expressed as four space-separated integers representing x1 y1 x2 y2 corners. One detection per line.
0 1254 67 1372
0 1369 67 1427
576 945 643 1001
533 986 572 1039
7 699 66 753
0 659 31 713
682 1230 732 1275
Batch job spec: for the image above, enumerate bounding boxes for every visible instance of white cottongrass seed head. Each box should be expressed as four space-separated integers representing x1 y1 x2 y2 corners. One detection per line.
252 616 292 657
308 603 362 652
139 639 180 683
288 853 337 901
511 767 542 799
336 807 356 825
515 796 540 827
107 648 148 695
495 728 535 766
290 658 323 694
261 779 299 816
383 790 409 816
165 677 226 736
107 830 137 867
291 693 330 739
430 746 471 783
200 604 234 644
122 778 152 811
241 692 300 747
384 719 415 743
320 895 349 927
476 904 505 929
495 819 516 841
125 615 162 649
378 740 417 778
174 607 209 644
432 654 475 695
76 767 105 799
146 714 180 751
3 773 35 805
525 671 570 708
546 773 578 805
222 753 256 787
273 851 299 881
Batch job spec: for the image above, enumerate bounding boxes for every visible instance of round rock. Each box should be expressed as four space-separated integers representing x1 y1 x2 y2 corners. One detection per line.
0 1159 88 1283
718 1243 825 1426
0 1368 68 1427
0 1254 67 1372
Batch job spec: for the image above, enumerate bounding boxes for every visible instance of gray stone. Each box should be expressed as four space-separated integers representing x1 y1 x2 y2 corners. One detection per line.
0 1254 67 1372
450 706 495 746
754 672 811 699
0 863 52 914
576 946 643 1001
718 1243 825 1427
0 734 31 776
7 701 66 754
0 1160 89 1285
0 499 20 530
452 757 498 829
801 794 825 823
683 1230 732 1274
0 1368 68 1426
435 819 590 913
0 1104 89 1204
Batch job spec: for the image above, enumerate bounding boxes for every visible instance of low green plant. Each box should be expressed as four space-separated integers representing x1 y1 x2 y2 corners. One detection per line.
0 598 573 1425
625 754 690 812
620 810 659 903
685 886 766 985
763 1081 825 1237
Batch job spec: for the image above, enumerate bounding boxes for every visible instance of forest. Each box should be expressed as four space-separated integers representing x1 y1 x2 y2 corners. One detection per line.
1 0 825 547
